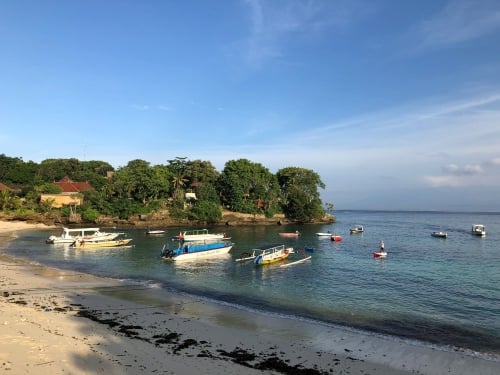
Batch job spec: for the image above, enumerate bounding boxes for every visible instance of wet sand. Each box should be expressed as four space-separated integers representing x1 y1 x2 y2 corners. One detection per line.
1 220 499 374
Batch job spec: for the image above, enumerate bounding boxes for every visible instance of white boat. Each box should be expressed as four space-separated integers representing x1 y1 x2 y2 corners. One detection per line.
350 225 364 234
46 227 123 244
173 228 228 242
316 231 331 237
471 224 486 236
146 229 166 235
431 231 448 238
161 240 234 261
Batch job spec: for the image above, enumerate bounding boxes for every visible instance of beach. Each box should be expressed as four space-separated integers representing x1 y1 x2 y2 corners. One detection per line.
1 220 499 374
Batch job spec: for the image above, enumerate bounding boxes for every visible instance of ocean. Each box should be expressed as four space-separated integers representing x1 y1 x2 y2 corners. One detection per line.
4 210 500 361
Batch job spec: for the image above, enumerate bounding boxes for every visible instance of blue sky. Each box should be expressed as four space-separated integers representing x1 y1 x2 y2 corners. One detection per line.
1 0 500 211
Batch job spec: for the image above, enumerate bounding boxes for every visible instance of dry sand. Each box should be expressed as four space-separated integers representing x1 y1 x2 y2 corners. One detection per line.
1 220 499 374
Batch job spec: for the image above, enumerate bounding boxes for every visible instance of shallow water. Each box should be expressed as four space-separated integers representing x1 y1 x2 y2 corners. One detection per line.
5 210 500 357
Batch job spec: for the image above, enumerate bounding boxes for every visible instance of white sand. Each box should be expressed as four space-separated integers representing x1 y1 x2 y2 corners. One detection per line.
1 220 499 374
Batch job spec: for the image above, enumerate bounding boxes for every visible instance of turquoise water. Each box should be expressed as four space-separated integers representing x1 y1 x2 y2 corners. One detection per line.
4 210 500 358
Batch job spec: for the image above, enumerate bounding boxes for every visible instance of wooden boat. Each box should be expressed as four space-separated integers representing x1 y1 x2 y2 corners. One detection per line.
71 238 133 248
431 231 448 238
349 225 364 234
253 244 293 265
331 235 343 242
471 224 486 236
279 231 300 238
173 228 228 242
373 250 387 258
46 227 123 244
161 240 234 261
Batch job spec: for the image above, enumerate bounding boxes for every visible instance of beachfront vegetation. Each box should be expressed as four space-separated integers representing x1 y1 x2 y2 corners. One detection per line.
0 153 331 224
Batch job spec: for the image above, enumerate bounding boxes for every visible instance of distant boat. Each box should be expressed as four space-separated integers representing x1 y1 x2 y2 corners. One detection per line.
471 224 486 236
279 230 300 238
161 240 234 261
173 228 228 241
349 225 364 234
373 250 387 258
316 231 331 237
331 235 343 242
146 229 165 235
431 231 448 238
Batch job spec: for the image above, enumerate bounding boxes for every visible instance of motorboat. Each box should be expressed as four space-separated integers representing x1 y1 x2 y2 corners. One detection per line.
331 235 343 242
146 229 166 235
46 227 123 244
316 231 331 237
431 231 448 238
161 240 234 261
349 225 364 234
173 228 228 241
471 224 486 236
373 250 387 258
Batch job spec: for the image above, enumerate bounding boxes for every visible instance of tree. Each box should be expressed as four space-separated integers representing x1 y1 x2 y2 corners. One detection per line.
218 159 280 214
276 167 325 222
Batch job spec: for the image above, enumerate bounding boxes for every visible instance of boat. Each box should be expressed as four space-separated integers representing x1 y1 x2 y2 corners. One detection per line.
279 231 300 238
316 231 331 237
46 227 123 244
70 238 133 248
253 244 293 266
373 250 387 258
331 235 343 242
146 229 166 235
471 224 486 236
349 225 364 234
161 240 234 261
173 228 228 242
431 231 448 238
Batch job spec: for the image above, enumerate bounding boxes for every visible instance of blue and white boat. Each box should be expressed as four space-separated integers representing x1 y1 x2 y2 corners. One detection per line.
161 240 234 261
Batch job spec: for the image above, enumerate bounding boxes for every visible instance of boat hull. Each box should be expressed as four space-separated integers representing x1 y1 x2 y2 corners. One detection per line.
164 244 233 261
71 238 133 248
331 235 343 242
373 251 387 258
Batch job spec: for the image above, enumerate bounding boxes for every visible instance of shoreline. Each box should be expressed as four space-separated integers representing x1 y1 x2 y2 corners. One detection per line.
1 220 499 374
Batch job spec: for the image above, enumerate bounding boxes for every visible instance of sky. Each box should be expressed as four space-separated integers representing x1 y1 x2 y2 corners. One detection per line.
1 0 500 211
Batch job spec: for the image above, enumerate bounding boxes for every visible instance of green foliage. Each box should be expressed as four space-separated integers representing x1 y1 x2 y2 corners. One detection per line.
0 154 331 223
277 167 326 222
37 183 62 194
188 201 222 223
82 208 100 223
218 159 280 214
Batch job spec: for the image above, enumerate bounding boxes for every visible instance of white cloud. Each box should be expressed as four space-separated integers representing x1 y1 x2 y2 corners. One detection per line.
416 0 500 49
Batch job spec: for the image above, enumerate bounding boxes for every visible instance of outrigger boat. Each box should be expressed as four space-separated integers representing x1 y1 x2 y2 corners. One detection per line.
71 238 133 248
46 227 123 244
236 244 311 267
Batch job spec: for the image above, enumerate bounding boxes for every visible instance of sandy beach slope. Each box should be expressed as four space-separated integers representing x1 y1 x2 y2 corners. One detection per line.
1 220 499 374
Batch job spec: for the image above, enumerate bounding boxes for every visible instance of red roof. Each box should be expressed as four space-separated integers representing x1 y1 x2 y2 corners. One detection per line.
0 182 12 191
53 177 93 193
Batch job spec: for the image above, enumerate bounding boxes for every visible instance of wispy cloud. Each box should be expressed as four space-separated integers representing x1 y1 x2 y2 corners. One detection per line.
415 0 500 49
241 0 362 68
131 104 173 111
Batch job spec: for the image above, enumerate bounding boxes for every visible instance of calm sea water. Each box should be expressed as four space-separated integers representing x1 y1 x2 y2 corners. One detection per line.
4 210 500 359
